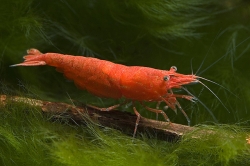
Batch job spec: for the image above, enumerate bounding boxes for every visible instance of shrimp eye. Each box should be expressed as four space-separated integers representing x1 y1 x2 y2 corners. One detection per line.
163 75 170 81
170 66 177 72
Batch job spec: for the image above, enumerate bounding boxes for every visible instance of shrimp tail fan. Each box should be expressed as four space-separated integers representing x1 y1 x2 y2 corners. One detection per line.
10 49 46 67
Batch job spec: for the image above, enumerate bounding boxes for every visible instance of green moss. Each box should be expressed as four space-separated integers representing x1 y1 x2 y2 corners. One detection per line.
0 100 249 166
0 102 59 165
176 125 250 165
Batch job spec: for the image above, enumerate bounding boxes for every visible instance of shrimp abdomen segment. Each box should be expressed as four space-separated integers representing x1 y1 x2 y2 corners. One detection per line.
73 58 123 98
50 56 124 99
12 49 124 99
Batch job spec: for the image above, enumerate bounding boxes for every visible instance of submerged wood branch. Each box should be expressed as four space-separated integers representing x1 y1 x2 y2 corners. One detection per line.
0 95 195 141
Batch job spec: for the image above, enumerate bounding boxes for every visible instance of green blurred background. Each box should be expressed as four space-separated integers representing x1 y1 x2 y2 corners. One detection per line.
1 0 250 126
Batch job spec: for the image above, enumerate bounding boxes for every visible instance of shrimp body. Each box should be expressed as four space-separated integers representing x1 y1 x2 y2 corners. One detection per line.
11 49 198 102
11 49 201 135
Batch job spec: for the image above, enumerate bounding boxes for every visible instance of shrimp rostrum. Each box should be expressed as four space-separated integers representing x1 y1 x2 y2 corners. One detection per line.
11 49 209 137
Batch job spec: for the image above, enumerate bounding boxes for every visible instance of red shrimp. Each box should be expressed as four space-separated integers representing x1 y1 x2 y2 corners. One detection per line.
11 48 204 137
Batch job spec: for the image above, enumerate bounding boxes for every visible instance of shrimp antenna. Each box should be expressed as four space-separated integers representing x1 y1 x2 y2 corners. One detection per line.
197 76 239 99
190 57 194 75
182 87 218 122
197 35 250 75
195 32 221 75
196 80 230 113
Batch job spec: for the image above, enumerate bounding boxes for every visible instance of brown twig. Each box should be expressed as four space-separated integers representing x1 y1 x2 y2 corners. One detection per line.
0 95 195 141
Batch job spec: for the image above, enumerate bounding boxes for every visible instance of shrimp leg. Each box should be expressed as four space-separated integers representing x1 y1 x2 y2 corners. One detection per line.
175 101 191 126
132 105 141 138
155 101 162 120
86 100 129 111
87 101 142 138
141 102 170 122
87 103 122 111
